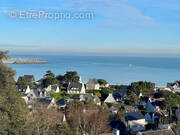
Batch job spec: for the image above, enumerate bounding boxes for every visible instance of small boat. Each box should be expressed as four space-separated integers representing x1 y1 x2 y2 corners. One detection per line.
128 64 132 68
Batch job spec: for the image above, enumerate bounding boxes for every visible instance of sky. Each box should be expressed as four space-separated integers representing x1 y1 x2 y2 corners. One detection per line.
0 0 180 56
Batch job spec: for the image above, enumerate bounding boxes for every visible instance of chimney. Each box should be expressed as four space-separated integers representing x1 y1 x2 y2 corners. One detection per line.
116 130 120 135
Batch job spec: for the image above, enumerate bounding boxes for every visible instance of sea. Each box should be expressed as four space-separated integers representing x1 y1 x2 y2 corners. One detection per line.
7 55 180 87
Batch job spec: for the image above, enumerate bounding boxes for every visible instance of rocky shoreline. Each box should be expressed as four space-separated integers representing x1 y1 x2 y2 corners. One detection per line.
3 57 48 64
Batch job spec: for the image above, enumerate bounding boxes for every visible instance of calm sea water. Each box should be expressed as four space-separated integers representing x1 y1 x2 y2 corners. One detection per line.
7 55 180 86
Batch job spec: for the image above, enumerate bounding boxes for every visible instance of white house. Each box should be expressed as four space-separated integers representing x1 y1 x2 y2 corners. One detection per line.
139 93 143 98
22 89 40 103
55 86 61 93
67 82 86 94
125 111 147 132
45 85 61 93
48 98 56 108
27 90 39 100
45 85 52 92
67 76 86 94
39 89 48 97
167 82 180 92
25 85 31 94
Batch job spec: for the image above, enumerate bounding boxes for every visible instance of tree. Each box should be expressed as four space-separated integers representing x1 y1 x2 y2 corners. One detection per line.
31 104 71 135
0 50 8 60
98 79 108 86
56 74 64 82
100 87 115 101
0 51 36 135
44 70 55 78
175 80 180 86
85 109 110 135
42 70 58 88
17 76 35 88
95 91 102 98
130 81 155 96
42 77 56 88
17 76 29 87
125 91 139 106
53 91 69 100
66 101 110 135
172 124 180 135
64 71 80 83
158 91 180 109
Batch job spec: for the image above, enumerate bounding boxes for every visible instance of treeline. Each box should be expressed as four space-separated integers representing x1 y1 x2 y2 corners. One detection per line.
17 69 109 91
17 70 80 89
125 81 180 110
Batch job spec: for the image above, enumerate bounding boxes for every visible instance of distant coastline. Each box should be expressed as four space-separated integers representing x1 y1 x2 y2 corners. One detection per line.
2 57 48 64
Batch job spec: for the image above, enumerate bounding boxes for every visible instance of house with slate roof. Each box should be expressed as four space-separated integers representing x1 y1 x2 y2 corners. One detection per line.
67 82 86 94
45 84 61 93
86 78 100 90
113 85 128 104
36 97 52 106
22 89 40 104
145 101 156 112
67 76 86 94
125 111 147 132
23 75 35 83
80 94 101 105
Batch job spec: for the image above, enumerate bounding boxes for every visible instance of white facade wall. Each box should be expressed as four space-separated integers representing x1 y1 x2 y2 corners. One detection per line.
128 119 146 132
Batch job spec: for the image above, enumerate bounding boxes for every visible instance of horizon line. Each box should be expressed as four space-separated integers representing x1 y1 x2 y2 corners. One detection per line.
8 51 180 58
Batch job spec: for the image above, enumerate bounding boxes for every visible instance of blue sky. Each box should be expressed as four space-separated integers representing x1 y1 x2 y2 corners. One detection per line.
0 0 180 56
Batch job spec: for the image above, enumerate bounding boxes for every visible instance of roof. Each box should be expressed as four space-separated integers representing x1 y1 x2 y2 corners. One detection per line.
110 120 131 135
146 102 155 112
140 96 150 103
113 88 128 99
36 78 45 83
24 75 35 82
167 82 179 88
56 98 67 106
67 82 83 91
86 78 100 90
124 106 137 113
151 100 162 107
82 94 94 101
104 94 117 103
51 84 59 91
138 129 175 135
37 97 52 105
125 111 145 121
27 90 40 99
87 78 99 85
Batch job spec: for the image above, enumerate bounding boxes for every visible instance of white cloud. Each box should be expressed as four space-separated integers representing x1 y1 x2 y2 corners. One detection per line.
0 0 157 27
63 0 157 27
